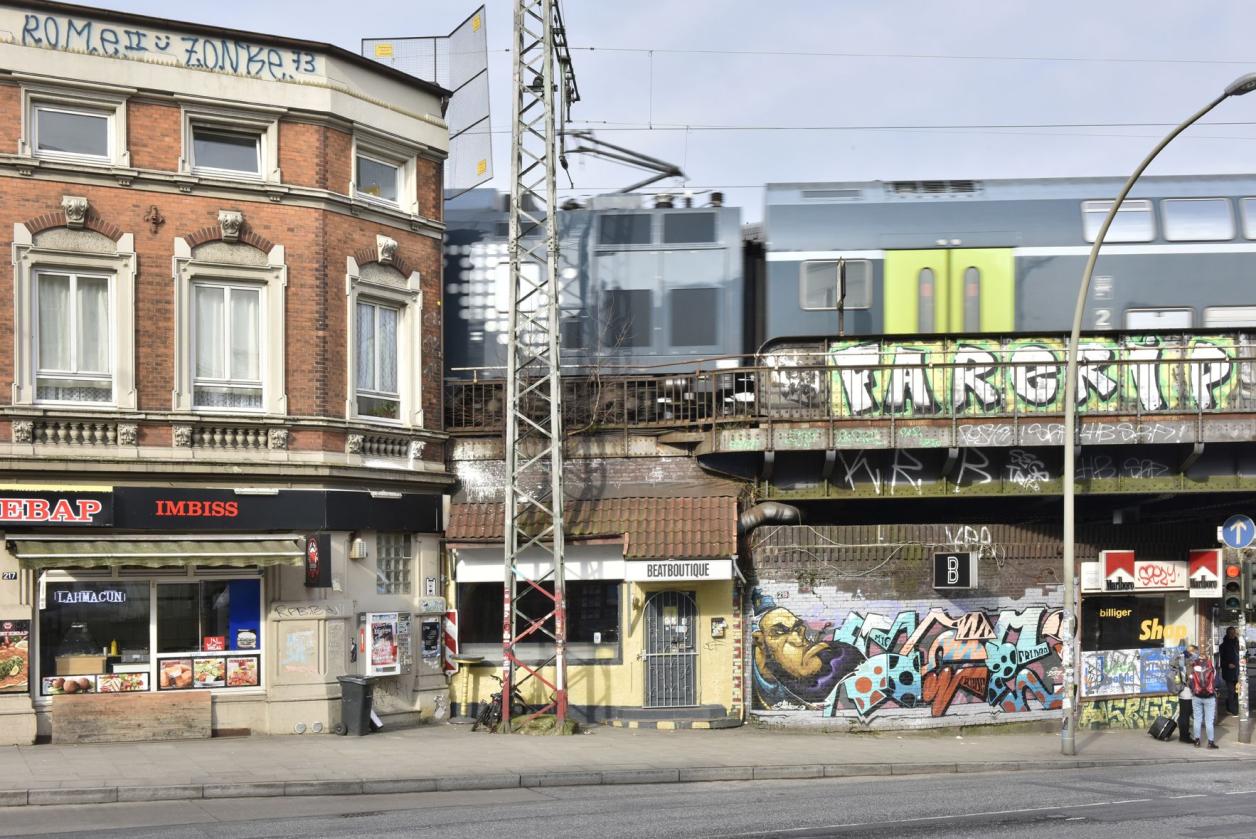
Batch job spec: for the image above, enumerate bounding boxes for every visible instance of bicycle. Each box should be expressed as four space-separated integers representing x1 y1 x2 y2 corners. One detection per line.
471 674 529 732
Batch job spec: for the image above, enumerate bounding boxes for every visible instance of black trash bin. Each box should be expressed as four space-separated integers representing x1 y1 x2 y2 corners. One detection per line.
337 675 375 736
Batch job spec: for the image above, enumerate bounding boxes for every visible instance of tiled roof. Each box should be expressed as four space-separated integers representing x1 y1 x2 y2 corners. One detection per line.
447 496 738 559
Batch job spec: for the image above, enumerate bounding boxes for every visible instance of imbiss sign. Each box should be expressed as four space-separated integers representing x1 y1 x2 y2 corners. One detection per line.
624 559 734 581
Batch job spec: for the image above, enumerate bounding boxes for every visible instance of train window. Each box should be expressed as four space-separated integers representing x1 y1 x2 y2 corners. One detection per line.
1081 199 1154 243
918 268 936 332
602 289 652 347
963 267 981 331
1124 308 1193 329
1241 198 1256 239
561 318 584 349
1204 306 1256 328
598 214 652 245
669 288 719 345
662 212 717 244
1162 198 1234 241
799 260 871 310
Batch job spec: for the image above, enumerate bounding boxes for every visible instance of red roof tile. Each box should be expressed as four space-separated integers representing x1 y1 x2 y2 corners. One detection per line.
447 496 738 559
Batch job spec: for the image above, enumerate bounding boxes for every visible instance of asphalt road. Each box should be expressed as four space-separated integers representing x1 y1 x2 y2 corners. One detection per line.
4 760 1256 839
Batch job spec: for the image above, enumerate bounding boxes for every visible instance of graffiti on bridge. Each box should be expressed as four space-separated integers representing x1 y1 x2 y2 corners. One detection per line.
751 590 1063 722
825 334 1241 417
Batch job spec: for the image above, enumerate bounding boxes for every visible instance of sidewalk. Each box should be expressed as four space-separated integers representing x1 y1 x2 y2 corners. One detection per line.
0 719 1251 808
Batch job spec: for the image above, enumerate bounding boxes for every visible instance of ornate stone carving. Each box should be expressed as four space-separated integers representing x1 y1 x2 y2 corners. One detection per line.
117 424 138 446
268 428 289 450
143 205 165 235
376 234 399 266
409 440 427 460
218 210 244 243
11 421 33 444
61 196 89 229
346 433 364 455
172 424 193 447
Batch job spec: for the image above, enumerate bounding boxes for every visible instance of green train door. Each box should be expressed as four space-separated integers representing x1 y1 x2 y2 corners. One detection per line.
883 248 1014 333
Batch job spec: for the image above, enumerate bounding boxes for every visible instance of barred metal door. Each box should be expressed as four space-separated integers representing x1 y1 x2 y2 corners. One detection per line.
644 591 698 708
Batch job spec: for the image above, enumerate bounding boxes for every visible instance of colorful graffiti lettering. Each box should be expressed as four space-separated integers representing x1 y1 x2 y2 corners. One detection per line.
826 334 1238 417
1079 695 1179 729
751 591 1063 722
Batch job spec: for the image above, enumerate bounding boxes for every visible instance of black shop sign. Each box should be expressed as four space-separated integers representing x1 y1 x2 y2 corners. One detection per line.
114 488 442 532
0 491 112 527
933 552 977 590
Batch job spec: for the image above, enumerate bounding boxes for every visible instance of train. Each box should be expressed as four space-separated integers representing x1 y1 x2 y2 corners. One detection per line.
442 173 1256 379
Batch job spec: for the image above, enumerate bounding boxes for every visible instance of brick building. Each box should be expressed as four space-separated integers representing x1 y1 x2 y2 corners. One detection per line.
0 1 451 743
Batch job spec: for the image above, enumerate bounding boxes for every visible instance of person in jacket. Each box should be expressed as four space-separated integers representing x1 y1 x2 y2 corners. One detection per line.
1189 650 1219 749
1220 626 1241 715
1177 644 1196 743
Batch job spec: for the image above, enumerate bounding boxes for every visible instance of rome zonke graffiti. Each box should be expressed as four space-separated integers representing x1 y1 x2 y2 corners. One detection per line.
751 591 1063 722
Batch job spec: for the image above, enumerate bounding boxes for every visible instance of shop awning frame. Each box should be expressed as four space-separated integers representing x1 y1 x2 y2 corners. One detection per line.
7 535 305 570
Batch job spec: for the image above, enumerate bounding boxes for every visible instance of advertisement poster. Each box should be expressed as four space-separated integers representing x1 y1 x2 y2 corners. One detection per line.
367 612 400 676
0 620 30 694
158 659 194 690
227 657 260 688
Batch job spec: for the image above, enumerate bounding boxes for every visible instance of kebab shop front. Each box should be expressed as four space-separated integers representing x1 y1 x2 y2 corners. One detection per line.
1077 549 1217 729
0 486 444 744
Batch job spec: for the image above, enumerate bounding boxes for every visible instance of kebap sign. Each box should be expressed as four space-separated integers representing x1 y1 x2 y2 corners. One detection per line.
0 491 112 526
624 559 734 581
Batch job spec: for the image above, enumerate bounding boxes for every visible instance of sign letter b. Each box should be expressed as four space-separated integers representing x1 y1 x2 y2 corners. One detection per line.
946 556 960 584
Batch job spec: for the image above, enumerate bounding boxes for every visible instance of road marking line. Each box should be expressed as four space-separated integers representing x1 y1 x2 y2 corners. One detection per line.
1169 793 1206 799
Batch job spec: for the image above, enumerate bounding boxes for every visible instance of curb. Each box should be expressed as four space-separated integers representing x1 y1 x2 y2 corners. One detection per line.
605 718 742 730
0 753 1248 808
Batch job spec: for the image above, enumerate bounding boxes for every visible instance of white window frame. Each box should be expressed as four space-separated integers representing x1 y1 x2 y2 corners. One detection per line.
1081 199 1155 243
1124 308 1194 330
355 299 402 421
799 259 872 310
345 257 423 428
33 270 114 406
178 101 281 183
172 238 287 416
1241 198 1256 240
11 224 137 410
190 281 267 413
350 130 418 215
1161 197 1234 242
20 84 130 167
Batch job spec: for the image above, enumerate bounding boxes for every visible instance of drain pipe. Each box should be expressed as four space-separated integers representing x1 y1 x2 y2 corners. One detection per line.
735 501 800 724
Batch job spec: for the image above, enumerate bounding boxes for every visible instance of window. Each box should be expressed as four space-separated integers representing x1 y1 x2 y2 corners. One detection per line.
356 300 401 420
670 288 719 346
1082 199 1155 242
457 580 621 663
1242 198 1256 239
800 260 872 310
599 214 652 245
917 267 936 331
356 154 401 204
33 105 109 161
1204 306 1256 328
35 271 112 404
1162 198 1233 241
962 266 982 331
192 283 263 410
603 289 652 348
191 128 261 177
662 212 717 244
1124 308 1193 329
376 533 413 595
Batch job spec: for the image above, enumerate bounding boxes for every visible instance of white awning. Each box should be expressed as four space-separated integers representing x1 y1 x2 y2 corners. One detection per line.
454 545 625 582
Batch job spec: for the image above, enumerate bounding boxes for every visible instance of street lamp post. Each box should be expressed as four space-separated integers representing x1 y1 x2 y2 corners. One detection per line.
1060 72 1256 756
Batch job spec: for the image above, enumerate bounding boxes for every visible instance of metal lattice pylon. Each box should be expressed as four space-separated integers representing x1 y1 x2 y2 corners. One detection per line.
501 0 578 732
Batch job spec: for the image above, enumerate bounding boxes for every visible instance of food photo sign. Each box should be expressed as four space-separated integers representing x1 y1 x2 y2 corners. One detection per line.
0 620 29 694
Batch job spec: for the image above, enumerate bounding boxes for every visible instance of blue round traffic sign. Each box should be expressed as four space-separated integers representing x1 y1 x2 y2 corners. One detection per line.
1222 514 1256 549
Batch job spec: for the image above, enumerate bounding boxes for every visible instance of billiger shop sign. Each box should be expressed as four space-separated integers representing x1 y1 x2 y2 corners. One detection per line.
625 559 734 581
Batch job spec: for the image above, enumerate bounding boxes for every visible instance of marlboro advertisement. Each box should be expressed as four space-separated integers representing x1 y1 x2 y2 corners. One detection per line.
366 612 400 677
304 533 332 588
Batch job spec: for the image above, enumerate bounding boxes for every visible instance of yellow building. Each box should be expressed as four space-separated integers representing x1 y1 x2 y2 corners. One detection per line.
445 496 743 727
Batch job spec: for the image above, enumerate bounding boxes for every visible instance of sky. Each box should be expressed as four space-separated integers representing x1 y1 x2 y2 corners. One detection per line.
85 0 1256 221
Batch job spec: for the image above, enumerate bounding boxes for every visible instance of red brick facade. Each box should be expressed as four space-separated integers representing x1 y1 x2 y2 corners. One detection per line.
0 80 446 457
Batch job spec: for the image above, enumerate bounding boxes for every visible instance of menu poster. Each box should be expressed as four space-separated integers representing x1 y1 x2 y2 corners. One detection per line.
226 657 260 688
98 673 148 693
41 675 95 696
367 612 399 676
159 658 194 690
193 658 226 688
0 620 29 694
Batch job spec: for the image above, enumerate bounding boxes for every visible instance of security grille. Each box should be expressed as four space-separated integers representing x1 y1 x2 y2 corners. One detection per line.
644 590 698 708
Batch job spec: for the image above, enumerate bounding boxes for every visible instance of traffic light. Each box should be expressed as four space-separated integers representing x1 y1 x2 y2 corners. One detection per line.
1223 554 1245 611
1246 558 1256 611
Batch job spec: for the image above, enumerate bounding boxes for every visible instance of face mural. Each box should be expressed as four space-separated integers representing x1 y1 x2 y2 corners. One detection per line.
750 589 1065 724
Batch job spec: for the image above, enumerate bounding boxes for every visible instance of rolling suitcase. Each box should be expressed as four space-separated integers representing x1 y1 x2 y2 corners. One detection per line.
1148 715 1177 741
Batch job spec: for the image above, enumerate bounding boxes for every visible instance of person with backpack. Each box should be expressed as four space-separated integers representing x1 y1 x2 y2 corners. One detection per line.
1177 645 1196 743
1189 648 1219 749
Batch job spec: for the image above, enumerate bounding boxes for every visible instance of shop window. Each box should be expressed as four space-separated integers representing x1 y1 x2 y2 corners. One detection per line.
356 299 401 420
376 533 413 595
34 271 113 404
800 260 872 310
457 580 621 663
38 577 262 696
192 282 264 410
